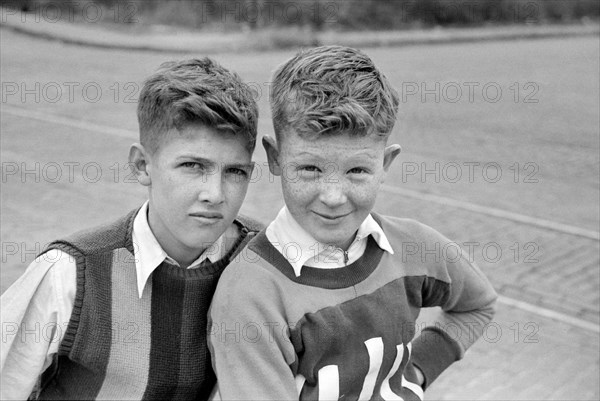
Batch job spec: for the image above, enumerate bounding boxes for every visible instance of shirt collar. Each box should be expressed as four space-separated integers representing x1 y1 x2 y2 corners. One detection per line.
132 201 229 298
265 206 394 277
356 213 394 255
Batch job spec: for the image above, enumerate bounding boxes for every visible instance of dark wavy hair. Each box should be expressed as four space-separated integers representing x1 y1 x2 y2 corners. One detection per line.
137 58 258 153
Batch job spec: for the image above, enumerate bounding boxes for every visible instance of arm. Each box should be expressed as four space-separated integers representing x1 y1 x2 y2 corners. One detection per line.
1 250 75 400
208 265 299 401
410 229 498 389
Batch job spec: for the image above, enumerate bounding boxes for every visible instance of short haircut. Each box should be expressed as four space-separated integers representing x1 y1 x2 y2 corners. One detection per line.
270 45 399 140
137 58 258 153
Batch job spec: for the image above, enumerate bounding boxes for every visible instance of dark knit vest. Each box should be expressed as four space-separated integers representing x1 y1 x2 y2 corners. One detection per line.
34 208 262 400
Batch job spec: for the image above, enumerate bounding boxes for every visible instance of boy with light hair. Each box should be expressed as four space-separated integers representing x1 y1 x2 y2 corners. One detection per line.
209 46 497 400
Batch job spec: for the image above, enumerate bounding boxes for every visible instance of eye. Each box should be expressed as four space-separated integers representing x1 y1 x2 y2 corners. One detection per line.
226 167 249 177
299 165 321 173
180 162 204 170
348 167 369 174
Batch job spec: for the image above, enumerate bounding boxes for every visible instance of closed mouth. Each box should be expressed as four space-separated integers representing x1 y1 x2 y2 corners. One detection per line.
189 212 223 220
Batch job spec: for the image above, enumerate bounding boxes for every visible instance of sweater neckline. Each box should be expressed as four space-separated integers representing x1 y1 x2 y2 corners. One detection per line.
248 231 384 289
157 219 253 278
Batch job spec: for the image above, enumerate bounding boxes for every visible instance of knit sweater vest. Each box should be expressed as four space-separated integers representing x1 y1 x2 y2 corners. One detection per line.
34 208 262 400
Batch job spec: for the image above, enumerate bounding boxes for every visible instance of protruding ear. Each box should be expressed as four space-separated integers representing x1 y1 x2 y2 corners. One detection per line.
128 143 152 186
262 136 282 176
383 144 401 172
380 144 401 184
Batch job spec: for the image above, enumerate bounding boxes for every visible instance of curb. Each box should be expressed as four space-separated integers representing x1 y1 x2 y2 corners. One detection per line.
321 24 600 49
1 13 599 54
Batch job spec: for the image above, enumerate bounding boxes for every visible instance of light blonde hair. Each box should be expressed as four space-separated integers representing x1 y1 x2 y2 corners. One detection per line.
270 45 398 140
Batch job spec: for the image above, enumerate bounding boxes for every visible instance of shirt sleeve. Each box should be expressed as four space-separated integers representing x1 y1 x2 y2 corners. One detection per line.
1 250 76 400
409 225 498 389
207 264 300 401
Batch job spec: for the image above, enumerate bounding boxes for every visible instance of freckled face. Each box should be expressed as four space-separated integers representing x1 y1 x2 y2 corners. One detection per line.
266 131 399 250
145 124 253 263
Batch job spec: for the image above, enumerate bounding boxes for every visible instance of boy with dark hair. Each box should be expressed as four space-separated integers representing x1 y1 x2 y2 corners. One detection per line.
208 46 497 400
1 58 261 400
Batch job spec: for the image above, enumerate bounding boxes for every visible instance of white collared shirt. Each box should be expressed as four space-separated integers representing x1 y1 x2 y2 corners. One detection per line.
266 207 394 277
0 202 235 400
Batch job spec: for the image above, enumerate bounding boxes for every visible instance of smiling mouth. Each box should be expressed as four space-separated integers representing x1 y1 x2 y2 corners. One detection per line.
313 211 350 221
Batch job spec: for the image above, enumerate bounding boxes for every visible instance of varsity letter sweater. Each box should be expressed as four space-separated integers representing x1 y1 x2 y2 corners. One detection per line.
34 208 262 400
209 214 497 400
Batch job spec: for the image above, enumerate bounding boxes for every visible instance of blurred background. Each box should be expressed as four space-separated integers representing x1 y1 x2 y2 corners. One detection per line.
1 0 599 49
1 1 599 399
4 0 600 29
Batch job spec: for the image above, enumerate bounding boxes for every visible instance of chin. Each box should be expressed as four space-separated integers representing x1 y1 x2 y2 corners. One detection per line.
183 232 215 247
314 233 346 247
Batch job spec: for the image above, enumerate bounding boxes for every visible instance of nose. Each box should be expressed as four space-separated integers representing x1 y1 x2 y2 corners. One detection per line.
318 180 348 208
197 172 225 204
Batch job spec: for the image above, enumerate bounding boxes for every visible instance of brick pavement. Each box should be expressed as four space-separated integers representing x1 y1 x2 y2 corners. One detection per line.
421 303 599 400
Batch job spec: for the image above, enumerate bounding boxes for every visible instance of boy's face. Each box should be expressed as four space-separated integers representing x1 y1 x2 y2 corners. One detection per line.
131 124 254 264
264 131 400 251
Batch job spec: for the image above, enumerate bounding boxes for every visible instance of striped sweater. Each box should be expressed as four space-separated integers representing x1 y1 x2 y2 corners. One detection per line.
35 208 262 400
208 213 497 400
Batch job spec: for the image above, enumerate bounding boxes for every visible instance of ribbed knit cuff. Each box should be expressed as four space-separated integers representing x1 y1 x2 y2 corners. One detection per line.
411 327 462 389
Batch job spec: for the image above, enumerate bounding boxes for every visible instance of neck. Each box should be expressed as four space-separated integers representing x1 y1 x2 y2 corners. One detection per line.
165 242 208 269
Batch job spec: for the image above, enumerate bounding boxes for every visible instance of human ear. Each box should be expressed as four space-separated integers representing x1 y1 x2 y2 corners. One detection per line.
262 136 282 176
383 144 401 172
128 143 152 186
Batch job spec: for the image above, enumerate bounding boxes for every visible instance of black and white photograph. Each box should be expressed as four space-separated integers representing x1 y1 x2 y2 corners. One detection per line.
1 1 599 399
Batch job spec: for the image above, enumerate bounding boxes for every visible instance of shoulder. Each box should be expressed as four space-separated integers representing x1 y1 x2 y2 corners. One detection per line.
225 215 267 263
26 250 77 282
34 248 77 269
373 213 459 282
1 250 76 311
219 243 283 293
213 240 289 313
235 214 266 233
43 208 139 257
373 213 450 244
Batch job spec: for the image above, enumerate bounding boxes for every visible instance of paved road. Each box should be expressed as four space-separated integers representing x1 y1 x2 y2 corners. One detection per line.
1 28 598 399
423 303 599 400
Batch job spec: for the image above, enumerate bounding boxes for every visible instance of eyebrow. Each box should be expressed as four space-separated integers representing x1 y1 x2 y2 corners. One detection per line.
224 162 255 170
175 155 213 164
175 156 254 169
294 150 378 160
352 150 378 158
